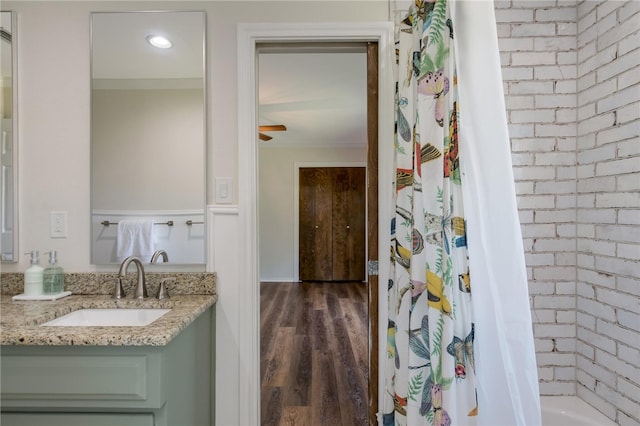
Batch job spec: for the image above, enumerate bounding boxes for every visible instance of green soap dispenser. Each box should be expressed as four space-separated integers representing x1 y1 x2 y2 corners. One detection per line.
43 250 65 294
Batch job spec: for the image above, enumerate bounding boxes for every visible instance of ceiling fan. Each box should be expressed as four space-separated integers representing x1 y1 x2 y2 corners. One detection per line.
258 124 287 141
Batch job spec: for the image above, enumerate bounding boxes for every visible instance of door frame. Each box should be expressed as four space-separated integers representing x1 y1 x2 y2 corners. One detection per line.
294 162 367 282
238 22 394 425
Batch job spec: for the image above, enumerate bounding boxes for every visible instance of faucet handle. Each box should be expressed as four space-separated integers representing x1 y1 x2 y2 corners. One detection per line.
157 277 175 300
112 278 126 299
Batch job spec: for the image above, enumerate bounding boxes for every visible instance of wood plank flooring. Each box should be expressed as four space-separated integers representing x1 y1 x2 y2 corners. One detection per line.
260 282 369 426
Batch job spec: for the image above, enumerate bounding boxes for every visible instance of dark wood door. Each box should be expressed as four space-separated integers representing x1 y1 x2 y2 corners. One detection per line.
332 167 366 280
299 167 366 281
366 40 379 425
299 167 333 281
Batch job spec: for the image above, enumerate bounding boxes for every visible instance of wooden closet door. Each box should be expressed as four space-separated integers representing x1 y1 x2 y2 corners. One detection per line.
332 167 366 281
299 168 333 281
299 167 365 281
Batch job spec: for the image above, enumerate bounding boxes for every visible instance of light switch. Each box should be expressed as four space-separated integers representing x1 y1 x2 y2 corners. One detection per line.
215 177 233 204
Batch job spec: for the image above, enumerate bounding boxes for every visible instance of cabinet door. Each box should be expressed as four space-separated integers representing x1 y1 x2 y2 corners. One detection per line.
1 353 156 406
1 412 154 426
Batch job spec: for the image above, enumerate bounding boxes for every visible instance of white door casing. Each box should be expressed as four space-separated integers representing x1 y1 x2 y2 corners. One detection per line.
232 22 394 426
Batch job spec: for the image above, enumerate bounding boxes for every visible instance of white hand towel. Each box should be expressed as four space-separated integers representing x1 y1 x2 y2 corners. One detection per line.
116 219 155 263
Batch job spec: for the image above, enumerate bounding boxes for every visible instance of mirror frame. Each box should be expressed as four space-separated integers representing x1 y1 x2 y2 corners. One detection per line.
1 11 18 263
89 10 207 269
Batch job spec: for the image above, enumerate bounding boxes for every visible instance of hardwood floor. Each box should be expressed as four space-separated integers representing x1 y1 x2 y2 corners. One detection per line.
260 281 369 426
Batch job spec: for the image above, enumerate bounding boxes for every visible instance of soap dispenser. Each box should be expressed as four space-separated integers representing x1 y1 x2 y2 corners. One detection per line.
43 250 65 294
24 250 44 296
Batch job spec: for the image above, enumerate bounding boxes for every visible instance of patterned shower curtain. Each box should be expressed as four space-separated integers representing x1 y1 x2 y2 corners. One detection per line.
385 1 478 424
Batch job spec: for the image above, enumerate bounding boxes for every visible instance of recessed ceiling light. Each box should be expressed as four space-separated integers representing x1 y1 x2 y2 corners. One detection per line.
146 35 172 49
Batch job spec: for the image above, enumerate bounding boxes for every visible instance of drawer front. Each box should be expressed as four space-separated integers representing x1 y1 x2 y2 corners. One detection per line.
1 354 161 407
1 412 154 426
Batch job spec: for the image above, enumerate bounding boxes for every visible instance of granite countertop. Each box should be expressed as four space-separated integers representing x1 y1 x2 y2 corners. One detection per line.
0 272 217 347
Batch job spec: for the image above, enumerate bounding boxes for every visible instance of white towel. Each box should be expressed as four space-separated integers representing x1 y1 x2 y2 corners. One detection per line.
116 219 155 263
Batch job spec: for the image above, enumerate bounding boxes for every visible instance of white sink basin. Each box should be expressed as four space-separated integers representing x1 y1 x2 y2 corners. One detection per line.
41 308 171 327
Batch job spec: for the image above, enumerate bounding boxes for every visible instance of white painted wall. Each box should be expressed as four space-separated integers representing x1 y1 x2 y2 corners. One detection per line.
258 146 366 281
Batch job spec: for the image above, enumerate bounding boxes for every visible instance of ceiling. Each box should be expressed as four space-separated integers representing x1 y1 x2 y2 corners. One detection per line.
258 46 368 148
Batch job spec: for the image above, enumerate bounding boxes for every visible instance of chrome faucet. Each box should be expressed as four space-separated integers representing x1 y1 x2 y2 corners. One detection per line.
150 249 169 263
118 256 147 299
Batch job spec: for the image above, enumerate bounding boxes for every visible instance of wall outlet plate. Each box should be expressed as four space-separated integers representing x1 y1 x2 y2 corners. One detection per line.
50 211 67 238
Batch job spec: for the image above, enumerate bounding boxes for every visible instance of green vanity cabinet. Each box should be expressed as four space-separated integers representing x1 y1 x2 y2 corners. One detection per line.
0 307 214 426
1 413 154 426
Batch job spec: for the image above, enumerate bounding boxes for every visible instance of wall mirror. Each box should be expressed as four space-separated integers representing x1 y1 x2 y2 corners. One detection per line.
90 11 206 266
1 11 17 262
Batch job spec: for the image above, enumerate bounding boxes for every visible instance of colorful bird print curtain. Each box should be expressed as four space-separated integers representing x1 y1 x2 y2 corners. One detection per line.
385 1 478 424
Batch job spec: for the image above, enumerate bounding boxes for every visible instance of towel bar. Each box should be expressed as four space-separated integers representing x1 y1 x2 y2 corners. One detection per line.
101 220 174 227
186 220 204 226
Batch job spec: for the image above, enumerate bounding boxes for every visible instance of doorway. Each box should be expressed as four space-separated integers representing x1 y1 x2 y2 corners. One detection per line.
258 43 371 424
236 22 393 426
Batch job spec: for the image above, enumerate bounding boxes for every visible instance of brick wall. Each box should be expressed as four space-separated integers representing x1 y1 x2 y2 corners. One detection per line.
575 1 640 424
497 0 639 424
495 0 579 396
